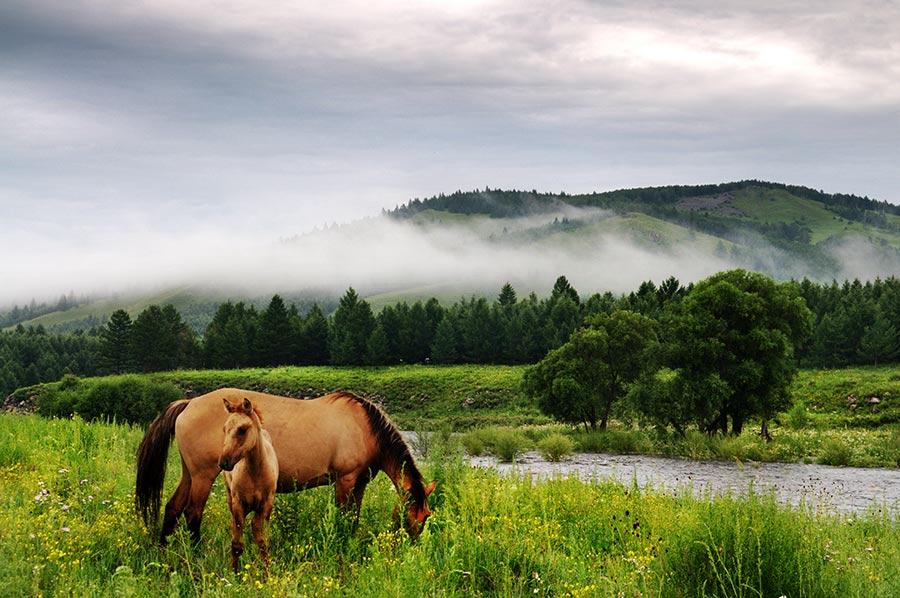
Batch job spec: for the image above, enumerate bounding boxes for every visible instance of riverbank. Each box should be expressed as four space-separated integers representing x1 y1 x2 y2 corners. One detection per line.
1 414 898 596
456 423 900 469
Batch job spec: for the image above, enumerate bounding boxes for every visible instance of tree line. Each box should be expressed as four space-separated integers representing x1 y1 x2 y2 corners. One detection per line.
2 274 899 399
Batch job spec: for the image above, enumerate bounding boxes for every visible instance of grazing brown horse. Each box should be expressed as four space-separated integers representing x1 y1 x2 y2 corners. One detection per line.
136 388 436 546
219 397 278 574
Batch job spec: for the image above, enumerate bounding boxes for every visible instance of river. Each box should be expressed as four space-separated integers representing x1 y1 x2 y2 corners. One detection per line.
466 450 900 515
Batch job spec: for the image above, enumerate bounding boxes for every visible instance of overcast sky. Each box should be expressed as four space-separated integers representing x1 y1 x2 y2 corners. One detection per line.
2 0 899 302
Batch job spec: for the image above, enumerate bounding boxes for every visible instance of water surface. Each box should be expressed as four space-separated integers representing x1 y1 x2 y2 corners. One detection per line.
467 451 900 515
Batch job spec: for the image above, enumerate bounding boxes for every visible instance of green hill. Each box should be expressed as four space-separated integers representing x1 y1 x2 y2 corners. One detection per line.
6 180 899 333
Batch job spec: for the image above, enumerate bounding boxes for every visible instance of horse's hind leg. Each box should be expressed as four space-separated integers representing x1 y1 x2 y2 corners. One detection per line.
251 499 273 576
160 460 191 545
185 472 216 546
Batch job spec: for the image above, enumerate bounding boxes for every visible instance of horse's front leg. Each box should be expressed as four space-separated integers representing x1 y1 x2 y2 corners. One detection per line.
229 499 246 573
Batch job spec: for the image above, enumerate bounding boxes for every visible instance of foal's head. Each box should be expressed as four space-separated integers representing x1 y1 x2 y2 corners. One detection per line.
219 397 263 471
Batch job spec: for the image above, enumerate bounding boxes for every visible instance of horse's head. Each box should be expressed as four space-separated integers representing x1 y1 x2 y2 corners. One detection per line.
219 397 262 471
402 479 437 539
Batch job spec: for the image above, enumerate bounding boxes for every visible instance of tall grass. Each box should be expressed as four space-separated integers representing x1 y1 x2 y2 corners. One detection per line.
1 413 898 596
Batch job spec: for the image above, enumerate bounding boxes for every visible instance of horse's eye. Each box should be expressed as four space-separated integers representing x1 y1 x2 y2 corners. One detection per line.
237 428 247 436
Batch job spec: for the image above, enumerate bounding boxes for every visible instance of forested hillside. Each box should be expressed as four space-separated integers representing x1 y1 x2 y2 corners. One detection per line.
4 273 900 399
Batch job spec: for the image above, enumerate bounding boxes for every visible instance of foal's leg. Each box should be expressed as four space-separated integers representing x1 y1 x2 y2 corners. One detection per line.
251 497 274 576
160 461 191 545
229 498 246 573
184 472 216 545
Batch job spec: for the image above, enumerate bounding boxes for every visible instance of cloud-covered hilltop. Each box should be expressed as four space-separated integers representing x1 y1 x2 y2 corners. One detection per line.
5 180 899 332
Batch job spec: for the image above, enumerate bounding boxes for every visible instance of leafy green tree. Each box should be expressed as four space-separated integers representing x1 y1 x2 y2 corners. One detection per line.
100 309 134 373
662 270 812 436
329 288 375 365
524 310 658 430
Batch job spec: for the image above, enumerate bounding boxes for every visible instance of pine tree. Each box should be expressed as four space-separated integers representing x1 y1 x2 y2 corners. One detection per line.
299 304 330 365
257 295 296 366
100 309 134 373
132 305 194 372
858 314 899 366
550 275 580 305
329 288 375 365
498 283 517 309
431 316 458 364
366 323 392 365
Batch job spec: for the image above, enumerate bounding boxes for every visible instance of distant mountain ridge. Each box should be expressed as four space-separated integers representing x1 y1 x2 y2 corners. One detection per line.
388 180 899 221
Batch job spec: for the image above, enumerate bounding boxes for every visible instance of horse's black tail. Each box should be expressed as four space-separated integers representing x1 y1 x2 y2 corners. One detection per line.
135 399 189 529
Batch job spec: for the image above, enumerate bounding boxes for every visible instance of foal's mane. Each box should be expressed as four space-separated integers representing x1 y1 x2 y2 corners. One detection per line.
330 391 427 507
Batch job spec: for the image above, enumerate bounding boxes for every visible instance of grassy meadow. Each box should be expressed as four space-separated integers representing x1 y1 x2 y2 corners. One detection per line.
11 363 900 467
1 414 899 597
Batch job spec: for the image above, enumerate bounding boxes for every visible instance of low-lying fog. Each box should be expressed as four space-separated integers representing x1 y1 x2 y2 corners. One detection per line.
2 210 897 308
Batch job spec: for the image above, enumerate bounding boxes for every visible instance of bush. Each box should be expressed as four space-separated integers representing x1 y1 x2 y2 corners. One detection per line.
38 376 183 424
784 401 809 429
537 433 575 462
460 429 490 456
818 437 852 466
490 429 528 463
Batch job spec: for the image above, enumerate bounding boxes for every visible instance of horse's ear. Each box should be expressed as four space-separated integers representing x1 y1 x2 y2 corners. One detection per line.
241 397 253 414
222 398 232 412
424 480 438 496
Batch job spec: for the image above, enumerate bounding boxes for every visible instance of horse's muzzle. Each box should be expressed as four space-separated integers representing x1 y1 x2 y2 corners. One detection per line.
219 459 234 471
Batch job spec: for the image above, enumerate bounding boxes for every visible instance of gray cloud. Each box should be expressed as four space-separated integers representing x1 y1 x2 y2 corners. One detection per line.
1 1 899 303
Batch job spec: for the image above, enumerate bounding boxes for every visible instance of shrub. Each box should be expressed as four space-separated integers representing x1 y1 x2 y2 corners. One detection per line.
818 437 852 466
490 429 528 463
460 429 489 456
784 401 809 429
537 433 575 462
38 376 183 425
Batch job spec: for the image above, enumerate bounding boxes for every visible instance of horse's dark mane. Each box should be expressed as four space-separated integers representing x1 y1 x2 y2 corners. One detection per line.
331 391 427 507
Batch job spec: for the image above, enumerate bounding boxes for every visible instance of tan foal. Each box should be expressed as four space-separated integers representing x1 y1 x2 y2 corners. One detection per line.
219 397 278 574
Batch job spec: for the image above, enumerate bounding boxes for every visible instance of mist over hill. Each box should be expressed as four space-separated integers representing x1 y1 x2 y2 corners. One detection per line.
4 180 899 331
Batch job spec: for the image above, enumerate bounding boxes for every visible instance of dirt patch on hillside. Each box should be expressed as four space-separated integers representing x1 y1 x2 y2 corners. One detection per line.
676 192 746 217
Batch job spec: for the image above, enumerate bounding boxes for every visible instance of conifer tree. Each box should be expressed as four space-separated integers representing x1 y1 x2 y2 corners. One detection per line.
100 309 134 373
257 295 295 366
858 314 899 366
431 315 459 364
329 288 375 365
300 304 330 365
